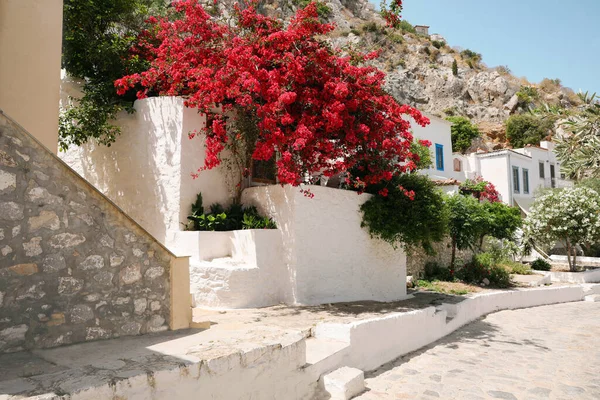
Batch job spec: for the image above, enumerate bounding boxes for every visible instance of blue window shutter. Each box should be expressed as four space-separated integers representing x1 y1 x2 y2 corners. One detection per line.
435 144 444 171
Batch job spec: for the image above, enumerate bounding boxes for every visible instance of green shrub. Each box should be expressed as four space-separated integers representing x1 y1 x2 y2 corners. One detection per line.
397 20 416 34
360 173 448 253
505 114 553 148
516 86 539 106
361 21 381 33
423 262 454 282
187 194 276 231
446 116 480 153
452 59 458 76
496 65 511 75
423 46 431 55
504 262 532 275
461 49 481 62
294 0 331 18
388 32 404 44
431 40 445 49
456 254 511 288
531 258 552 271
60 0 168 150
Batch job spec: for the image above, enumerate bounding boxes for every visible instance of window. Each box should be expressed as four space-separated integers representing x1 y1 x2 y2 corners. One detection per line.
512 166 520 193
550 164 556 188
539 162 545 179
435 144 444 171
523 169 529 194
251 157 277 185
453 158 462 172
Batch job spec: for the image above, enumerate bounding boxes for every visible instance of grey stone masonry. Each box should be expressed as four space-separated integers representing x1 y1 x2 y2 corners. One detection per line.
0 112 174 353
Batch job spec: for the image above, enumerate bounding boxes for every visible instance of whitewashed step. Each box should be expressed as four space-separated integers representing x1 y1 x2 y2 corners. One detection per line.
305 337 350 366
322 367 365 400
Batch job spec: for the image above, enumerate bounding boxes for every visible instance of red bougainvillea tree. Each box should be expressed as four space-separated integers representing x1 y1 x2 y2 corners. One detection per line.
380 0 403 28
115 0 429 193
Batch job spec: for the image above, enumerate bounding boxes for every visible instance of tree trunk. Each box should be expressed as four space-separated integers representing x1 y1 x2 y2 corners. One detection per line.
451 237 457 269
565 238 573 272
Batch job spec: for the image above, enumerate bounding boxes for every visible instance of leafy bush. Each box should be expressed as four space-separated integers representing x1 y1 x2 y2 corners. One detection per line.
452 59 458 76
397 20 416 34
446 116 480 153
423 262 454 281
294 0 331 18
539 78 562 93
187 193 276 231
531 258 552 271
388 32 404 44
431 40 445 49
461 49 482 68
496 65 511 75
360 174 448 253
456 254 511 288
505 114 553 148
516 86 540 107
410 141 433 169
60 0 167 150
502 261 532 275
459 176 500 203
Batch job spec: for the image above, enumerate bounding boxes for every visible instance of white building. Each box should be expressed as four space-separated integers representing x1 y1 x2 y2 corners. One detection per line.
454 141 571 210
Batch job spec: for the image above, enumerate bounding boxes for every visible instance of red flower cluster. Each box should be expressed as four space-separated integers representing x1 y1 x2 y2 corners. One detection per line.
459 176 501 203
381 0 403 28
115 0 428 188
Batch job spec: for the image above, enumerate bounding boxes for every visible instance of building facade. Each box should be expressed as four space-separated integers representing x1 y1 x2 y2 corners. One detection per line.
454 141 571 210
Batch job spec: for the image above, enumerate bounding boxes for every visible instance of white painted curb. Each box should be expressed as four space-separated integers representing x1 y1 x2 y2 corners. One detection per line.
314 284 600 371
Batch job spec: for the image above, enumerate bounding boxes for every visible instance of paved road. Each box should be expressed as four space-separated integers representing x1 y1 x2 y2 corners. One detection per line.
356 302 600 400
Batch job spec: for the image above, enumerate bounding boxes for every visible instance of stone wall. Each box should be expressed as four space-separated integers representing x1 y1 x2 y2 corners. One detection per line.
407 238 474 278
0 112 190 353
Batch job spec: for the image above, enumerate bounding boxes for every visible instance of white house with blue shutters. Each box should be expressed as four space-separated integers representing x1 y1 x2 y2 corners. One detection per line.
409 114 457 183
453 141 572 211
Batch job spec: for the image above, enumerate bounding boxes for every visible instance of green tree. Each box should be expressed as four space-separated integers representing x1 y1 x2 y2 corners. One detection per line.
451 59 458 76
446 194 486 268
360 174 448 254
446 116 480 153
523 187 600 271
554 92 600 181
477 201 522 250
505 114 553 148
60 0 166 150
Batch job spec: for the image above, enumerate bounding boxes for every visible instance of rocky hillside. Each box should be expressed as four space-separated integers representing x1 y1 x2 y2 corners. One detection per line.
233 0 583 149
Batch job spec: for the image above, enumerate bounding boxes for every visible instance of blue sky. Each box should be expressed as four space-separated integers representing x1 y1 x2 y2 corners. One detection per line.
386 0 600 95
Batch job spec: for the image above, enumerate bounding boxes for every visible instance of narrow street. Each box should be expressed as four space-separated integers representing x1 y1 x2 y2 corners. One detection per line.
357 302 600 399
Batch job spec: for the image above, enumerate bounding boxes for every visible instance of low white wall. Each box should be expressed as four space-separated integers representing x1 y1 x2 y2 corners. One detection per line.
184 229 287 308
67 337 318 400
315 285 595 371
242 185 408 305
60 97 232 245
548 268 600 284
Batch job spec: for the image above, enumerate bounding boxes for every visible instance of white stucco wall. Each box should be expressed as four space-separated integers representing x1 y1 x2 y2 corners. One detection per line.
60 97 232 244
172 229 287 308
0 0 63 153
410 115 455 180
242 185 408 305
477 154 510 203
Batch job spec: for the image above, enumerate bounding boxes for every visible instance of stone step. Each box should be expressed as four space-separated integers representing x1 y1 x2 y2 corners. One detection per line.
322 366 365 400
584 294 600 302
305 337 350 366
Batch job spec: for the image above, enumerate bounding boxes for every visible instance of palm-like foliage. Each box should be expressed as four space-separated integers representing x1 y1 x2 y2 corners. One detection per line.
549 92 600 181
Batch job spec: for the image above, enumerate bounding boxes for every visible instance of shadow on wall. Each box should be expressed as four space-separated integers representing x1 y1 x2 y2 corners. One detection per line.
242 184 298 305
66 98 182 243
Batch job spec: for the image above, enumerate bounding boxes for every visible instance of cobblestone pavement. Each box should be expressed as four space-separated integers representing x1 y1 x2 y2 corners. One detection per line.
356 302 600 400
